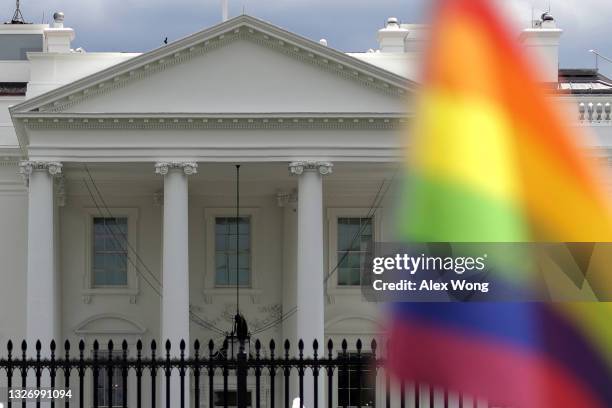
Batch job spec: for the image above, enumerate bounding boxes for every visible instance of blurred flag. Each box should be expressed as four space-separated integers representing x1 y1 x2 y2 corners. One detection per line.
389 0 612 407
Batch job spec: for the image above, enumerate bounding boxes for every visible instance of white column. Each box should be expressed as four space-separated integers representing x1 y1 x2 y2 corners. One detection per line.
20 161 62 353
155 161 197 405
279 190 299 403
289 161 332 408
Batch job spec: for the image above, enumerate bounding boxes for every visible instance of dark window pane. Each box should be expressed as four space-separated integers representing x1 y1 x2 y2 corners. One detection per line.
92 217 129 288
214 391 252 407
337 217 373 287
215 217 251 287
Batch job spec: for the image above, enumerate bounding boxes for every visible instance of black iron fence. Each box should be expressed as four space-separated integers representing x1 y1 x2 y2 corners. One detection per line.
0 338 462 408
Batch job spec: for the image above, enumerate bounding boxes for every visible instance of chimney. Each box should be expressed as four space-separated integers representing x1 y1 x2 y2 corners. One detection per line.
403 24 427 53
43 12 75 53
519 12 563 83
377 17 409 53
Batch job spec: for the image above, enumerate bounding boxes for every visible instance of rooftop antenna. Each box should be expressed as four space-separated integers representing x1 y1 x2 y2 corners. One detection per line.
9 0 28 24
589 50 612 72
222 0 229 22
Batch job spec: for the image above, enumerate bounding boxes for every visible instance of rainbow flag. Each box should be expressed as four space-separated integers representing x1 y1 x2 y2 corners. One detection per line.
389 0 612 406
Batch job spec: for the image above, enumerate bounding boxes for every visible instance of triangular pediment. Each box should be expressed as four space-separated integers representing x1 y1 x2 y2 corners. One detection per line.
11 15 413 116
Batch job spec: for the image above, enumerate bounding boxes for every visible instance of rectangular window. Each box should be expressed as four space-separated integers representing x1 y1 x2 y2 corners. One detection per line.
94 351 126 408
338 353 376 408
215 217 251 287
92 217 128 287
214 390 252 407
337 217 373 286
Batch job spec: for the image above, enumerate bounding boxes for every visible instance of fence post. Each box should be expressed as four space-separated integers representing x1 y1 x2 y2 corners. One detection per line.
63 340 70 408
236 340 248 408
108 340 114 408
254 340 261 408
326 339 334 408
208 340 215 408
136 340 142 408
50 340 56 408
122 340 128 408
269 340 276 408
194 340 201 408
78 341 85 408
283 340 290 408
151 340 157 408
312 340 319 408
93 340 99 408
7 341 13 408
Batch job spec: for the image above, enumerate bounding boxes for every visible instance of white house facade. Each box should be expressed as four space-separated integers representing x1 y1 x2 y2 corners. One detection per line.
1 9 611 408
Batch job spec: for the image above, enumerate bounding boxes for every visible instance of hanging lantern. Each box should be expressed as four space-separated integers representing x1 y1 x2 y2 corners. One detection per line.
223 313 251 360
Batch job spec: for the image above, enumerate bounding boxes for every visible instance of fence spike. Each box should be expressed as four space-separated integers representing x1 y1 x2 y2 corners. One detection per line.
327 338 333 356
180 339 186 351
370 339 377 355
79 339 85 352
298 339 304 352
93 340 99 351
122 339 128 350
151 339 157 351
36 340 41 352
194 339 200 351
108 339 114 351
7 339 12 351
255 339 261 357
50 340 56 354
136 339 143 351
64 340 70 351
341 339 348 352
313 339 319 351
21 339 27 352
356 339 362 353
208 339 215 355
267 339 274 360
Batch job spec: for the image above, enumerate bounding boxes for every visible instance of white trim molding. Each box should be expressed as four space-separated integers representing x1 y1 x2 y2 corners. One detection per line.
202 207 262 304
82 207 141 304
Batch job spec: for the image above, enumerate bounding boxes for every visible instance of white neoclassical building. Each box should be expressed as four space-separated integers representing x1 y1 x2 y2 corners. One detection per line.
1 8 612 408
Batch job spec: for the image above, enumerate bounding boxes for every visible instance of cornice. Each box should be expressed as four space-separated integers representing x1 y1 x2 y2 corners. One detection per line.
18 114 406 130
11 16 412 115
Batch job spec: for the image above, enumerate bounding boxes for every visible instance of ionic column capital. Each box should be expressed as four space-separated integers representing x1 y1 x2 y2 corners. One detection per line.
289 161 333 176
19 161 63 182
154 162 198 176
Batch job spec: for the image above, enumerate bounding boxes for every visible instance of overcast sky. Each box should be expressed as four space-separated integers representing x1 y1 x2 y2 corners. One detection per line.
3 0 611 76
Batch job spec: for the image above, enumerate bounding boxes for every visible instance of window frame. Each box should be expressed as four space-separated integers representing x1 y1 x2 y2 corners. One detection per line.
83 208 140 299
213 215 252 288
93 349 128 408
203 208 262 301
337 351 377 408
327 208 381 297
